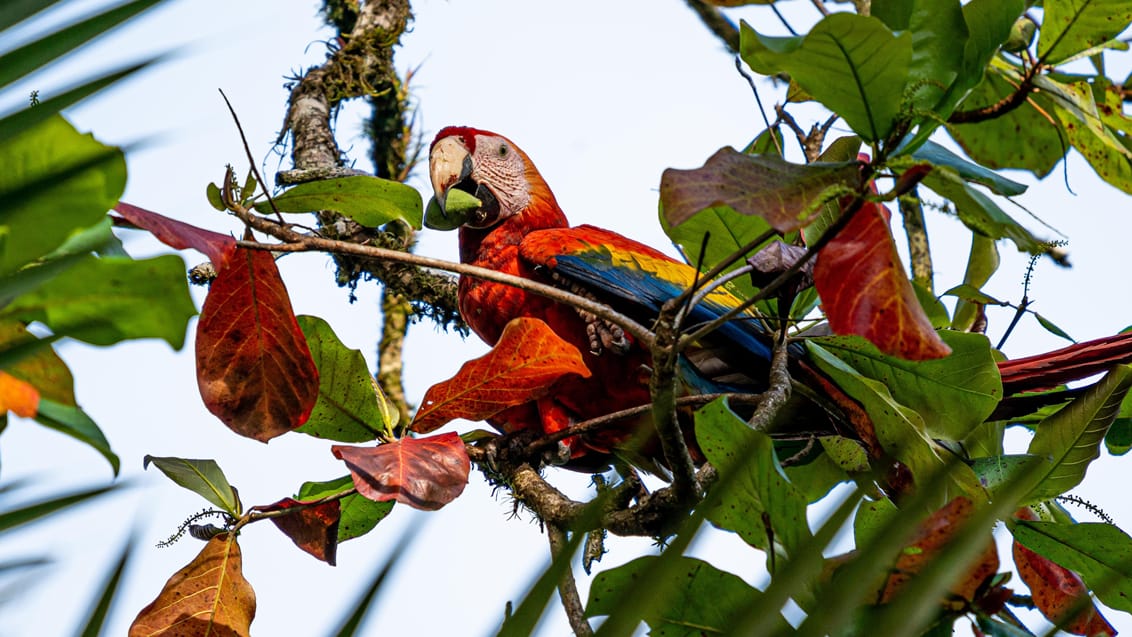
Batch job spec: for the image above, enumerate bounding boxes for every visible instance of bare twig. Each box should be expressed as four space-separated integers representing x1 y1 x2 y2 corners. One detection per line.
547 525 594 637
685 0 739 53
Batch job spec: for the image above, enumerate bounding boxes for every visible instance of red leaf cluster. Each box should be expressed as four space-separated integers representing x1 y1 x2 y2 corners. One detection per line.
333 432 470 511
814 200 951 360
410 317 590 433
114 203 319 441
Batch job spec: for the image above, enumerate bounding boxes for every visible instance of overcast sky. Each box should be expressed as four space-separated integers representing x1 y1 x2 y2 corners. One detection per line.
4 1 1132 635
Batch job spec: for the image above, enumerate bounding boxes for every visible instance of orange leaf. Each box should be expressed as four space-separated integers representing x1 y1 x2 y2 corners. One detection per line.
410 317 590 433
251 498 340 565
879 497 999 605
0 371 38 418
814 201 950 360
0 321 74 405
129 533 256 637
1012 508 1115 636
332 432 470 511
196 246 319 442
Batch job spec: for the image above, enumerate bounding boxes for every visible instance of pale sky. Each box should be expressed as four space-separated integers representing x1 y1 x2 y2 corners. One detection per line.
3 1 1132 635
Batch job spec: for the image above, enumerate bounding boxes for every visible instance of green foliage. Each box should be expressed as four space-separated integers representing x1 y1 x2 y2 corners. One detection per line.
1012 520 1132 612
254 175 423 229
297 476 393 543
143 455 241 516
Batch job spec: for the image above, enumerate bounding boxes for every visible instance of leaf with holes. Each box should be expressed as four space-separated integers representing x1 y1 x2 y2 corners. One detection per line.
814 200 951 360
410 317 590 433
332 432 470 511
659 147 860 230
196 245 319 442
129 533 255 637
251 497 340 565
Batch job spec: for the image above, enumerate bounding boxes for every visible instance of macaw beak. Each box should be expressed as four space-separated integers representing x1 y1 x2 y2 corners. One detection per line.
426 137 477 231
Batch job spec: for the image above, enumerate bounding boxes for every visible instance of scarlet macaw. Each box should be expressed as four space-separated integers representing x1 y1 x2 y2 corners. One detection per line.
426 126 1132 465
427 126 818 466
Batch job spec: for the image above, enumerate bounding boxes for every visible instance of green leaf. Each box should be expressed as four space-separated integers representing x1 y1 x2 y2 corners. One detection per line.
143 455 240 515
951 235 1000 331
740 14 912 141
912 281 950 330
947 68 1066 179
295 315 393 442
806 342 985 508
906 0 968 112
902 140 1026 196
330 528 414 637
206 182 225 211
1025 365 1132 502
0 0 162 91
1033 312 1075 343
77 533 133 637
255 175 423 229
34 398 119 476
1038 0 1132 66
0 115 125 275
1035 77 1132 194
297 476 393 543
0 254 197 348
1012 520 1132 612
585 556 780 635
811 332 1002 441
922 168 1047 254
0 483 116 533
0 0 65 31
853 497 898 548
970 454 1045 496
695 398 811 565
783 451 849 503
1104 414 1132 455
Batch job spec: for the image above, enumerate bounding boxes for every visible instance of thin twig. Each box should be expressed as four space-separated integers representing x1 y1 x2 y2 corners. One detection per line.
735 58 784 156
685 0 740 53
231 486 358 533
547 525 594 637
218 89 284 225
230 223 654 349
808 0 830 17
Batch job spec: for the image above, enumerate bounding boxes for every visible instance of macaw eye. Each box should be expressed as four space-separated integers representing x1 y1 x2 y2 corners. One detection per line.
498 144 508 157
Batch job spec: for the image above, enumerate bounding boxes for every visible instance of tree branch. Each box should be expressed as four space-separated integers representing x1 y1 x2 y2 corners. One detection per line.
685 0 739 54
547 525 594 637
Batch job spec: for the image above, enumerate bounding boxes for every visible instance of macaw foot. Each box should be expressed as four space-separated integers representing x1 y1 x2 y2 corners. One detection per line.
548 270 630 355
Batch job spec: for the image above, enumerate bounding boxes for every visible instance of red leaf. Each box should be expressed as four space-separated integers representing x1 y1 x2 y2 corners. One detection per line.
114 202 236 269
879 497 999 605
814 201 951 360
1013 539 1115 635
409 317 591 433
129 533 255 637
0 371 39 418
252 498 340 565
196 246 319 442
332 433 470 511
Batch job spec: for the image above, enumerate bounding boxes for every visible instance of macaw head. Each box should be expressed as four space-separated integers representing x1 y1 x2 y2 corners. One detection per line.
426 126 559 231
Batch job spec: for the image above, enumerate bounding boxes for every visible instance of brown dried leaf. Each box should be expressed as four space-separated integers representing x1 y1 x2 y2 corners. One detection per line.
332 432 470 511
129 533 255 637
410 317 590 433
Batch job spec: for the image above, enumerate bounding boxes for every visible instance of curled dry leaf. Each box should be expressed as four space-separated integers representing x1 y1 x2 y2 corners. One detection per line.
252 497 340 565
114 202 236 269
196 246 320 442
129 533 255 637
410 317 590 433
813 200 951 360
332 432 470 511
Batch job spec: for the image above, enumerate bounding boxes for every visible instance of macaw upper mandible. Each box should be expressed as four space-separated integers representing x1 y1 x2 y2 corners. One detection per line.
427 126 784 466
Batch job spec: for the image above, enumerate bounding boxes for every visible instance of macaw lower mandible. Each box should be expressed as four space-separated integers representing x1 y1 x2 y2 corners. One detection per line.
426 126 1132 468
